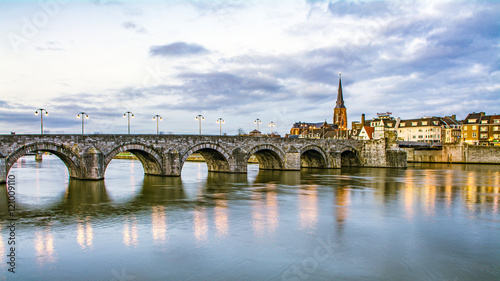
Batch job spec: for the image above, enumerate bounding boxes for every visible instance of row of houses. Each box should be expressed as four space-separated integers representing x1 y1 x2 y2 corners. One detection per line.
287 112 500 146
350 112 500 146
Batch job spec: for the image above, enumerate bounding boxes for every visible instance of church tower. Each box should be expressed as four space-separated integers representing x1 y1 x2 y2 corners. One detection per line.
333 73 347 130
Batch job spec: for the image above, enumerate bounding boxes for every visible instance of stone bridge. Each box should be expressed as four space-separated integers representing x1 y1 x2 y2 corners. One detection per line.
0 134 407 183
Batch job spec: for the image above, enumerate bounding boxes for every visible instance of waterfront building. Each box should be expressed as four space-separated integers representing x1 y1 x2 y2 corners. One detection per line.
462 112 500 145
396 115 460 143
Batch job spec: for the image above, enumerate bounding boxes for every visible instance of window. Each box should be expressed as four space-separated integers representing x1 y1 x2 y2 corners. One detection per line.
472 133 477 138
418 135 423 139
480 133 488 139
481 120 488 124
494 134 499 139
463 133 468 138
472 125 477 130
494 119 500 123
413 136 416 139
494 126 499 131
418 129 423 132
412 122 417 126
468 119 476 123
480 127 488 132
422 121 428 125
433 121 438 125
400 123 406 127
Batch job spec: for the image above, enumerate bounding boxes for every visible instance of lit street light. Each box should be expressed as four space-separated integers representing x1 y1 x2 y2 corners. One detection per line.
269 121 275 135
77 112 89 135
35 108 48 135
196 115 204 135
254 118 261 131
153 114 163 135
217 118 225 135
123 111 134 134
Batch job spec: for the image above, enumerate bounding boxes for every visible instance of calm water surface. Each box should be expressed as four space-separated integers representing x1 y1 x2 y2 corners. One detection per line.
1 155 499 280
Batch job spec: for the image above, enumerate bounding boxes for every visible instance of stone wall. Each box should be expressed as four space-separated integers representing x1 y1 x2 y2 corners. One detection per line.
402 143 500 164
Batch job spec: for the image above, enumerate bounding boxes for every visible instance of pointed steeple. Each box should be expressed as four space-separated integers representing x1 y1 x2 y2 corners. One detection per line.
335 72 345 109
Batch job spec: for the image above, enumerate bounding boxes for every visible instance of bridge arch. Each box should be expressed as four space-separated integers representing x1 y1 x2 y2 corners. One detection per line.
104 143 163 175
246 144 285 170
181 143 231 173
340 146 360 167
300 145 328 168
6 142 81 178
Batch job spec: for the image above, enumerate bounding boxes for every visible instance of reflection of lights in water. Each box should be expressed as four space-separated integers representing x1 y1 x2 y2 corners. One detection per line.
404 185 414 220
35 227 56 266
251 184 280 236
299 185 318 230
336 187 349 225
266 184 279 233
493 186 499 216
466 172 476 212
152 206 167 242
194 207 208 242
77 217 93 249
214 195 229 237
123 216 138 247
251 192 265 237
445 172 453 212
423 170 436 216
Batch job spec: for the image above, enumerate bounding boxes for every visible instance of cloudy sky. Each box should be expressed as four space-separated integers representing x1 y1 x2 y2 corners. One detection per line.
0 0 499 135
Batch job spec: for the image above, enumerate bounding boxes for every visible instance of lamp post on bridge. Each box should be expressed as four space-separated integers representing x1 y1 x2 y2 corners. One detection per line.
217 118 224 135
254 118 261 132
35 108 48 135
153 114 163 135
77 112 89 135
123 111 134 134
196 115 204 135
269 121 275 136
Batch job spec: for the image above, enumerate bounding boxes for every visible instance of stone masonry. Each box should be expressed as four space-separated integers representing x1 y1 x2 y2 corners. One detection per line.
0 134 407 183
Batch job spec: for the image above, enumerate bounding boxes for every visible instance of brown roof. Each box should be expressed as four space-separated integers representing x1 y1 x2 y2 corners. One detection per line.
362 126 374 139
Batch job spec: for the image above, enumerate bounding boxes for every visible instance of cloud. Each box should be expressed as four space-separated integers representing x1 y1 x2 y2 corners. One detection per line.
121 21 146 33
149 42 209 57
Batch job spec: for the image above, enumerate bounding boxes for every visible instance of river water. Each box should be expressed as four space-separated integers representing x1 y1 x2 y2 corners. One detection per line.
0 155 499 280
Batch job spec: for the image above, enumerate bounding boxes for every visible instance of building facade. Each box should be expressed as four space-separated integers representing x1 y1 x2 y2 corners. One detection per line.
462 112 500 145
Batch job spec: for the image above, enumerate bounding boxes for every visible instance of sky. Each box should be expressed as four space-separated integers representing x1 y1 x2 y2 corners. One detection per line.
0 0 499 135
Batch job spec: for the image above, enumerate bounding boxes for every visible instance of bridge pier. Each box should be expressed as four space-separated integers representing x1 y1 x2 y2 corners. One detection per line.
0 155 5 184
163 149 181 176
284 151 301 171
80 147 105 180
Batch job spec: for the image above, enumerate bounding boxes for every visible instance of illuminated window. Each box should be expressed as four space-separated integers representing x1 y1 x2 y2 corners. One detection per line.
412 122 418 126
494 126 499 131
472 125 477 130
422 121 428 125
468 119 476 123
480 127 488 132
480 133 487 139
463 133 467 138
481 120 488 124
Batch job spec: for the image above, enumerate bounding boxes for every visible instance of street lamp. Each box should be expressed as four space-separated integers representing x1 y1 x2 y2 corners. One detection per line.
217 118 225 136
254 118 261 131
153 114 163 135
196 115 204 135
269 121 275 135
35 108 48 135
76 112 89 135
123 111 134 134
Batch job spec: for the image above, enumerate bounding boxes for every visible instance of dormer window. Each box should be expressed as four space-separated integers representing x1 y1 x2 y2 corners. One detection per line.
422 121 428 125
468 119 476 123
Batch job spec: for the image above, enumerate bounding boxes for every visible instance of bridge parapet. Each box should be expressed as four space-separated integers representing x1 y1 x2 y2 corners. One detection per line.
0 134 406 183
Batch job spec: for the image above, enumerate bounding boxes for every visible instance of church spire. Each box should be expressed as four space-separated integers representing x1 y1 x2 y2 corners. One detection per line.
335 72 345 109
